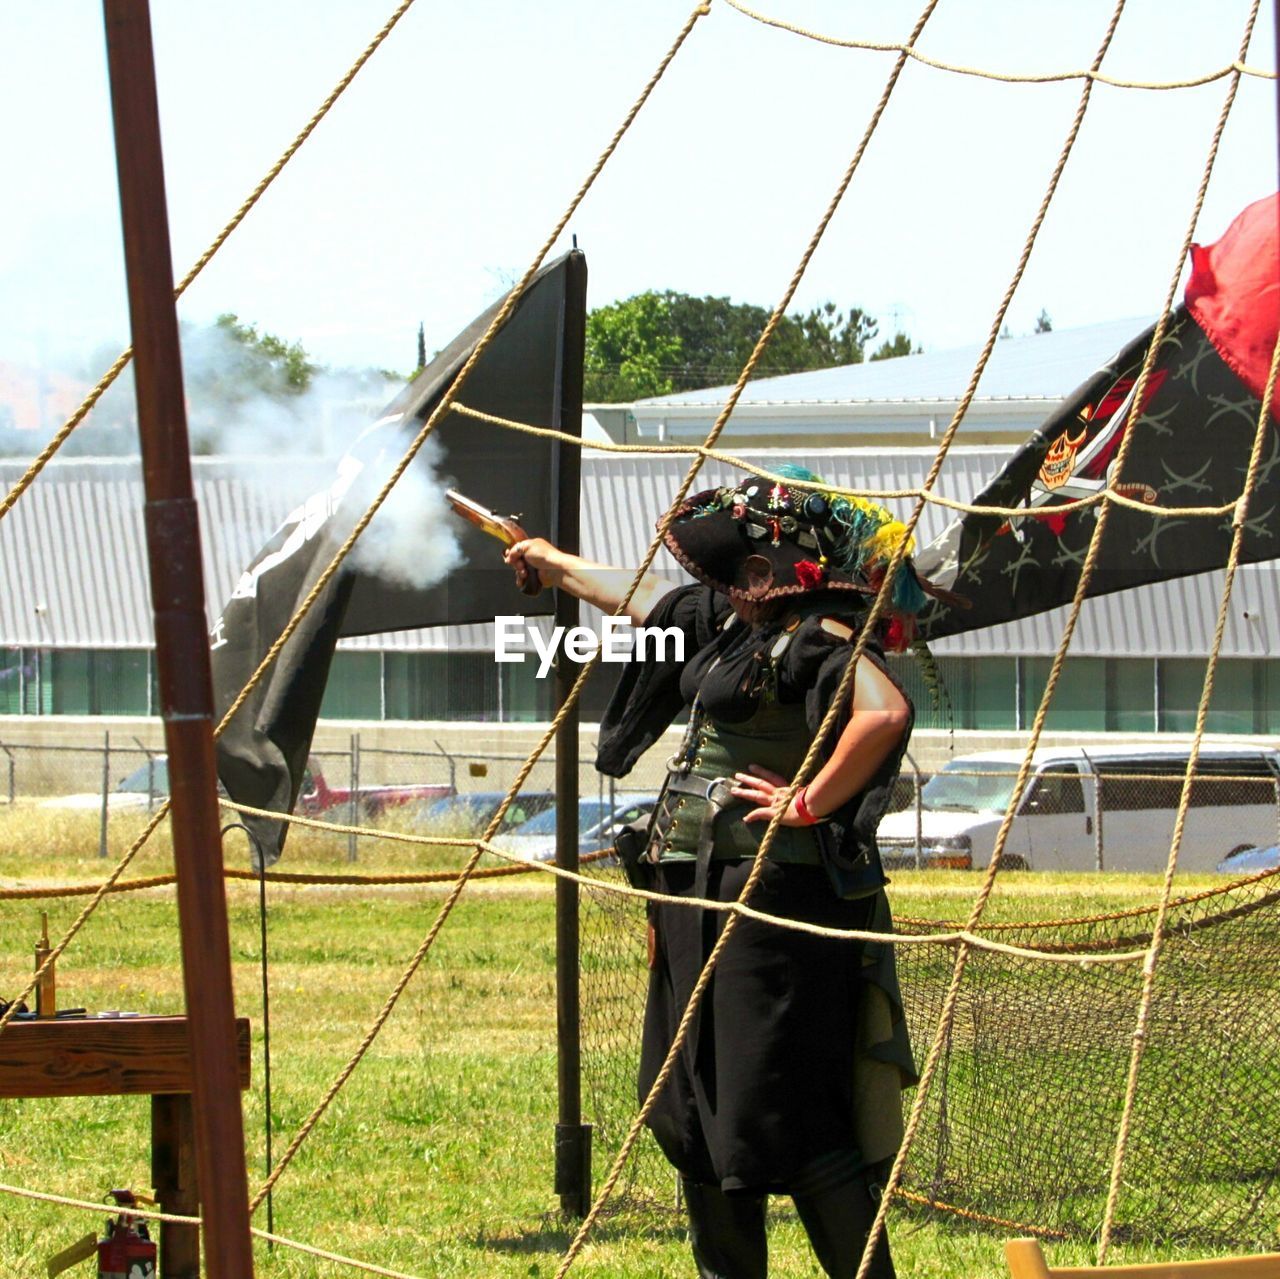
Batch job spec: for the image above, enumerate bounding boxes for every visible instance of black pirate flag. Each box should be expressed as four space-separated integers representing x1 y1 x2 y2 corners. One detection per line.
212 251 587 865
917 194 1280 640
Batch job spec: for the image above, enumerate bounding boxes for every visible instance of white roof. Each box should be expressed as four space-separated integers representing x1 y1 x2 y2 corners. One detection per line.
940 742 1280 767
634 317 1147 410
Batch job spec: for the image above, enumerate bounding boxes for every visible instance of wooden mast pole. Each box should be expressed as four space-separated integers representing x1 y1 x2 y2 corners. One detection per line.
101 3 256 1274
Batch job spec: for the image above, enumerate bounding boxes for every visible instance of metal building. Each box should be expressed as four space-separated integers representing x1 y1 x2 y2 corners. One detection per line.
1 438 1276 735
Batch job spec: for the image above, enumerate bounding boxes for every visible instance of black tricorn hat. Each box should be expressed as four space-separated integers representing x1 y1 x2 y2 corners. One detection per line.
660 470 965 652
662 481 872 604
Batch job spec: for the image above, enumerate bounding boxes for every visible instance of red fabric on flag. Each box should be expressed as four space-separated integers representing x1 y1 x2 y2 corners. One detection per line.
1185 192 1280 421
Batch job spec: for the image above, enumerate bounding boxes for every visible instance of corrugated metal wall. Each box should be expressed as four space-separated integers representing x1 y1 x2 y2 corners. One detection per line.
0 452 1273 660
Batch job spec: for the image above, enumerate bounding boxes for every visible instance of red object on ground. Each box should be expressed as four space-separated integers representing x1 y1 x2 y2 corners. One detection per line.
97 1215 157 1278
1185 192 1280 420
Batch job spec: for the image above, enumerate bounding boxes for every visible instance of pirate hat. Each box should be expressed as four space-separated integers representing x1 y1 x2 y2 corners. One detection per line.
662 465 942 649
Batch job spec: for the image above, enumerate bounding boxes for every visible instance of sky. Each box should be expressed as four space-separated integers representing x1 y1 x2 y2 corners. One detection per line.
0 0 1275 398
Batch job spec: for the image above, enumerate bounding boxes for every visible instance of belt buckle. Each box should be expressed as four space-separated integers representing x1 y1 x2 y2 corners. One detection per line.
704 776 732 802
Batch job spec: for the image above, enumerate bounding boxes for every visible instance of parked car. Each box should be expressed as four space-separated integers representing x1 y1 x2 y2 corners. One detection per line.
489 794 659 863
1215 844 1280 874
296 763 452 819
43 755 452 818
42 757 174 812
876 743 1280 873
408 790 556 839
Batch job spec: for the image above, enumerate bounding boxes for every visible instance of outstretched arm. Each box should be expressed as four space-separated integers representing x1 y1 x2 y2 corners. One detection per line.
503 538 672 624
733 656 910 826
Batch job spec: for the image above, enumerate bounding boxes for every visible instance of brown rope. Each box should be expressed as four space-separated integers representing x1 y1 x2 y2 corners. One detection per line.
0 872 178 900
554 1 949 1270
0 0 423 525
893 1188 1069 1240
722 0 1274 89
896 863 1280 933
1097 288 1279 1260
846 2 1164 1272
243 5 715 1214
452 401 1239 521
858 5 1262 1273
1005 884 1280 956
0 854 618 900
7 849 1267 961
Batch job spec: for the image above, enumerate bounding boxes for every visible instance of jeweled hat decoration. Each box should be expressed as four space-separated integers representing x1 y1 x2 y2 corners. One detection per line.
663 463 952 652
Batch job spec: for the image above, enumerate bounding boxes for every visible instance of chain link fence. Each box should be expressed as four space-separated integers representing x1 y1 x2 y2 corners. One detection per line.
0 732 650 866
3 733 1277 875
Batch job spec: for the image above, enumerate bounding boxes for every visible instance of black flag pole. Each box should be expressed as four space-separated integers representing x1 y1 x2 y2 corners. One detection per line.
553 253 591 1218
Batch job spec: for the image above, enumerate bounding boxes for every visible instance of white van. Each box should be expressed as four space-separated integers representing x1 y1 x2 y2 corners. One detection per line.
876 743 1280 873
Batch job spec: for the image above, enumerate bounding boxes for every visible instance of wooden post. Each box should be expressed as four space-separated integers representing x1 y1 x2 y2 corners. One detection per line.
99 729 111 858
152 1094 200 1279
101 3 255 1275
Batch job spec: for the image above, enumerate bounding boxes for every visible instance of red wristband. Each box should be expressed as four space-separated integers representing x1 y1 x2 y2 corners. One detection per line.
794 786 822 826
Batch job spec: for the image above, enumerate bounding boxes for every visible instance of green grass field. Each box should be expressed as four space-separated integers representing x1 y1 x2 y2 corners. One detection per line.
0 804 1274 1276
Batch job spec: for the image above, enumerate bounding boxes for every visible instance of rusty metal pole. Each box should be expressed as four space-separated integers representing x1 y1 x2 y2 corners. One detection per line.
102 3 255 1275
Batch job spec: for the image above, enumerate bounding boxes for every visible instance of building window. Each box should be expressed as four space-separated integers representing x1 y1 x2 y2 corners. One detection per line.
379 652 553 722
319 652 384 721
1020 656 1110 732
1158 658 1268 734
384 652 501 721
29 649 153 716
0 648 31 715
1105 658 1155 733
887 655 1018 731
92 650 150 716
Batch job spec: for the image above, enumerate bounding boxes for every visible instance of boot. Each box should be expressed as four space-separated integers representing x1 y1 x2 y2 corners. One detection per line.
791 1172 895 1279
681 1177 768 1279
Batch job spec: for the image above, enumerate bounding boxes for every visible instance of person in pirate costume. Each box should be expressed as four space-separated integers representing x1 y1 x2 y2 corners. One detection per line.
505 464 934 1279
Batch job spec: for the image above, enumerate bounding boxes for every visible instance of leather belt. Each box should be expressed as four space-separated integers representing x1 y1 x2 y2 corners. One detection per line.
662 771 740 901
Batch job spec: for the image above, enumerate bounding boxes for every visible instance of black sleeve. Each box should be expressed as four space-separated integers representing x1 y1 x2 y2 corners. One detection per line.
595 585 731 778
773 614 916 885
771 613 890 737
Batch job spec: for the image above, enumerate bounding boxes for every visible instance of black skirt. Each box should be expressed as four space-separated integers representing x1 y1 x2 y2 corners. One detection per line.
640 857 883 1196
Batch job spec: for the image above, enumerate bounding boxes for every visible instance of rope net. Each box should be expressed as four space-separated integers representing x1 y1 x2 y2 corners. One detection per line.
0 0 1277 1272
580 861 1280 1248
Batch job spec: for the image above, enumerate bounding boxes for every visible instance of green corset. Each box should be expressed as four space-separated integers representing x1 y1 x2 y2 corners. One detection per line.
658 695 822 865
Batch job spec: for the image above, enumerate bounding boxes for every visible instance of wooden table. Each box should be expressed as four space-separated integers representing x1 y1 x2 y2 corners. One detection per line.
0 1015 250 1278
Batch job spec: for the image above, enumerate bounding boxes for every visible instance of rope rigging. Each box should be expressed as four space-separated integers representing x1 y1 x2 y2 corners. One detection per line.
0 0 1276 1272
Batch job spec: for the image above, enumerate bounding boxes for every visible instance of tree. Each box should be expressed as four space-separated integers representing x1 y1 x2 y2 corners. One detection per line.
584 291 905 401
1034 308 1053 334
212 313 315 393
416 321 427 373
785 301 879 371
584 292 682 401
869 332 918 361
183 315 320 454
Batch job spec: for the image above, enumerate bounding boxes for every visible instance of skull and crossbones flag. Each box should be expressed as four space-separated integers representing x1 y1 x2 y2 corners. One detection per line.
212 251 586 865
917 194 1280 641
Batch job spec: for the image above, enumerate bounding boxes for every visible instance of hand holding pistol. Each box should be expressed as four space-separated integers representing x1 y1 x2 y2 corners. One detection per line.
445 489 541 596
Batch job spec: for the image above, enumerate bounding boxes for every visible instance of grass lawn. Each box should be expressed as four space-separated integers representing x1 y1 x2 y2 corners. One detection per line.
0 805 1273 1275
